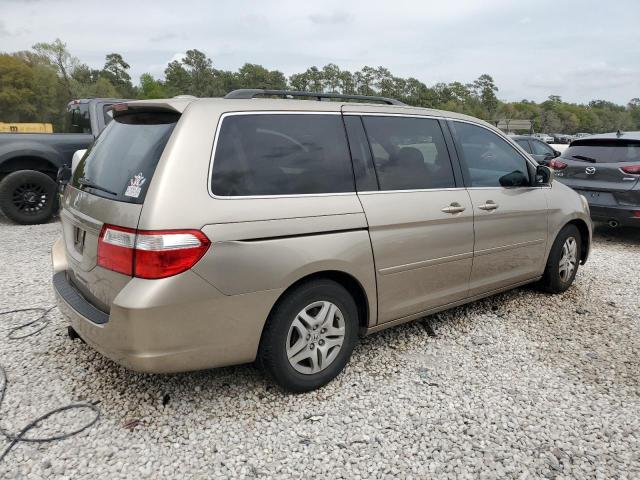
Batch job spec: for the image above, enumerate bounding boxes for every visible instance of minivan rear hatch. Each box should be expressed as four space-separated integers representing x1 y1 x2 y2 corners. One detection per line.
61 107 180 312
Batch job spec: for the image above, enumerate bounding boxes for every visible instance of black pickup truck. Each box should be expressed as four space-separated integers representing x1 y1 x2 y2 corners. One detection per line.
0 98 127 224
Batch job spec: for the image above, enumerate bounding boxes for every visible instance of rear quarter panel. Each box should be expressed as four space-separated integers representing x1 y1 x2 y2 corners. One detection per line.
543 181 593 261
139 99 378 325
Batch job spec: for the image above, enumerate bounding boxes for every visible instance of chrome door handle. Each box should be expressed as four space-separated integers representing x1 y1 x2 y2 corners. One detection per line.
441 203 466 214
478 201 498 211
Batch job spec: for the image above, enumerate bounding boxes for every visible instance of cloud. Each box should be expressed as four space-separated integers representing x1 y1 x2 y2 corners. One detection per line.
149 32 181 43
0 0 638 104
308 11 354 25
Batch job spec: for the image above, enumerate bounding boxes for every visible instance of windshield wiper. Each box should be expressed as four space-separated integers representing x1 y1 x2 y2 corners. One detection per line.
78 177 117 196
571 155 597 163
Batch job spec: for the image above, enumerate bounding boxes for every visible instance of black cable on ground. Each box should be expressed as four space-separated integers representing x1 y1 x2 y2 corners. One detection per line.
0 308 101 463
2 307 54 340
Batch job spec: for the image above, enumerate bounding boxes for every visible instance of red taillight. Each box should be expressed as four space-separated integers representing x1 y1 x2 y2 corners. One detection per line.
634 211 640 218
548 159 568 170
98 225 136 275
620 165 640 175
134 230 210 279
97 225 210 279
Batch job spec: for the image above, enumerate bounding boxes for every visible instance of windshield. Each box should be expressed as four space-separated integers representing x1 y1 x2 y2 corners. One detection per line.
561 142 640 164
71 111 179 204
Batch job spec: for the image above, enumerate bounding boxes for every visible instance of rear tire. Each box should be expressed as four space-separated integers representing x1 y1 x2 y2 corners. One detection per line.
258 279 359 392
0 170 57 225
538 224 581 294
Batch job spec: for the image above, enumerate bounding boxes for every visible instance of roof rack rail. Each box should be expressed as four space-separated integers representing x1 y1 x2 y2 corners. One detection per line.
224 89 406 106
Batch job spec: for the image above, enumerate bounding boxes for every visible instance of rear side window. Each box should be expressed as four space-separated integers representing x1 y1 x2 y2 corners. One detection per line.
65 103 91 133
362 116 456 190
515 139 531 153
561 142 640 163
72 111 179 204
103 105 114 126
211 114 354 196
531 139 554 156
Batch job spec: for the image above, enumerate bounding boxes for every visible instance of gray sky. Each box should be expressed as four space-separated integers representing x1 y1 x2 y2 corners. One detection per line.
1 0 638 104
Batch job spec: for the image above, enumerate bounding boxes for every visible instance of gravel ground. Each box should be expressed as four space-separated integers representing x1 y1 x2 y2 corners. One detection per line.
0 213 638 479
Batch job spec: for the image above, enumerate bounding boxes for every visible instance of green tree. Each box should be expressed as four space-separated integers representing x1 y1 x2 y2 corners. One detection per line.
138 73 167 99
236 63 286 90
0 53 37 121
102 53 134 96
32 38 77 97
628 98 640 129
472 74 499 115
164 60 191 96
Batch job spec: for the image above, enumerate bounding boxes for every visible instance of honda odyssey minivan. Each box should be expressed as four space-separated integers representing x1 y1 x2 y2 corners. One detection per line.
52 89 592 391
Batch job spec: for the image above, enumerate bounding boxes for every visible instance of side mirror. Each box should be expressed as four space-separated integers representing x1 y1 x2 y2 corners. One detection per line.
499 170 529 187
553 150 561 157
535 165 553 185
71 149 87 175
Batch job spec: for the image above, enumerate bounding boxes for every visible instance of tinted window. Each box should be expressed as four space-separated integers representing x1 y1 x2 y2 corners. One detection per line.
531 139 554 156
515 139 531 153
453 122 530 187
103 105 114 126
343 116 379 191
362 116 456 190
561 142 640 163
72 111 179 204
211 114 354 196
65 103 91 133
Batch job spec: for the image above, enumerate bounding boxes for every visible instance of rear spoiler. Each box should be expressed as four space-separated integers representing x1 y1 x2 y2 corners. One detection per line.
571 138 640 147
108 98 195 118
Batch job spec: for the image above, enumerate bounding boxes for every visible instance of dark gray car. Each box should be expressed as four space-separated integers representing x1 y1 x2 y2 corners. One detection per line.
0 98 127 224
550 132 640 227
511 135 561 164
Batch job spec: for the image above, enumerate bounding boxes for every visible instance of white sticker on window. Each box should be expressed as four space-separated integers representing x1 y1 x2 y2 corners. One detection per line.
125 172 146 198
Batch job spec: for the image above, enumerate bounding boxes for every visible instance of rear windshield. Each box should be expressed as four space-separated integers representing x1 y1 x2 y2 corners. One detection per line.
72 111 179 204
561 141 640 164
210 114 354 196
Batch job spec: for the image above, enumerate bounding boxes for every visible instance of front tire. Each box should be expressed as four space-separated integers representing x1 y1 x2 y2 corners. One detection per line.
0 170 57 225
538 224 581 293
258 279 359 392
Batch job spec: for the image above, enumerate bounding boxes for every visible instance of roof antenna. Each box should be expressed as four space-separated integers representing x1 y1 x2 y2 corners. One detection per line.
616 130 623 137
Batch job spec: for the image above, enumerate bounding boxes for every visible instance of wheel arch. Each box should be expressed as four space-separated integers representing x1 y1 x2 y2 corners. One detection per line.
265 270 371 336
0 156 59 180
566 218 590 264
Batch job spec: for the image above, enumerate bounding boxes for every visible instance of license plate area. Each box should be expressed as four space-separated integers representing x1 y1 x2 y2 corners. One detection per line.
73 226 87 254
576 190 616 206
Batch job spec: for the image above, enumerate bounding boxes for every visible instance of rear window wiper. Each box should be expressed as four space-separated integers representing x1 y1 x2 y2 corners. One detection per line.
78 177 118 196
570 155 597 163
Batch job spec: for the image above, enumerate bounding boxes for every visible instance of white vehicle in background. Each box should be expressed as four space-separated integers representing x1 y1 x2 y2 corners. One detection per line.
574 133 591 139
533 133 554 144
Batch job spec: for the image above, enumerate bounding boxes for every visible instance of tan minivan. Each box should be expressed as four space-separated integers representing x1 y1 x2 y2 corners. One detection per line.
52 89 592 391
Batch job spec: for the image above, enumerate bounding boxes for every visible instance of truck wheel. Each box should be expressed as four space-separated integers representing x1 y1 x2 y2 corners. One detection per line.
0 170 57 225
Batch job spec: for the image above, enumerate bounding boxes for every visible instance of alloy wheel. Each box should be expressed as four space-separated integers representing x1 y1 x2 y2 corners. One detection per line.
559 236 577 282
11 182 49 215
286 300 346 375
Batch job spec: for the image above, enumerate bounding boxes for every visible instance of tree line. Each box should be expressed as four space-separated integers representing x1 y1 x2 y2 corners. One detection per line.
1 38 639 134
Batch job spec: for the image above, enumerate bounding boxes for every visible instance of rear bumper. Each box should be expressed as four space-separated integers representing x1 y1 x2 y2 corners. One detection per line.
589 204 640 227
51 239 282 373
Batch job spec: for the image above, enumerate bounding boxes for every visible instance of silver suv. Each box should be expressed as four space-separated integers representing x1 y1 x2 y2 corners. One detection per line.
52 89 592 391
